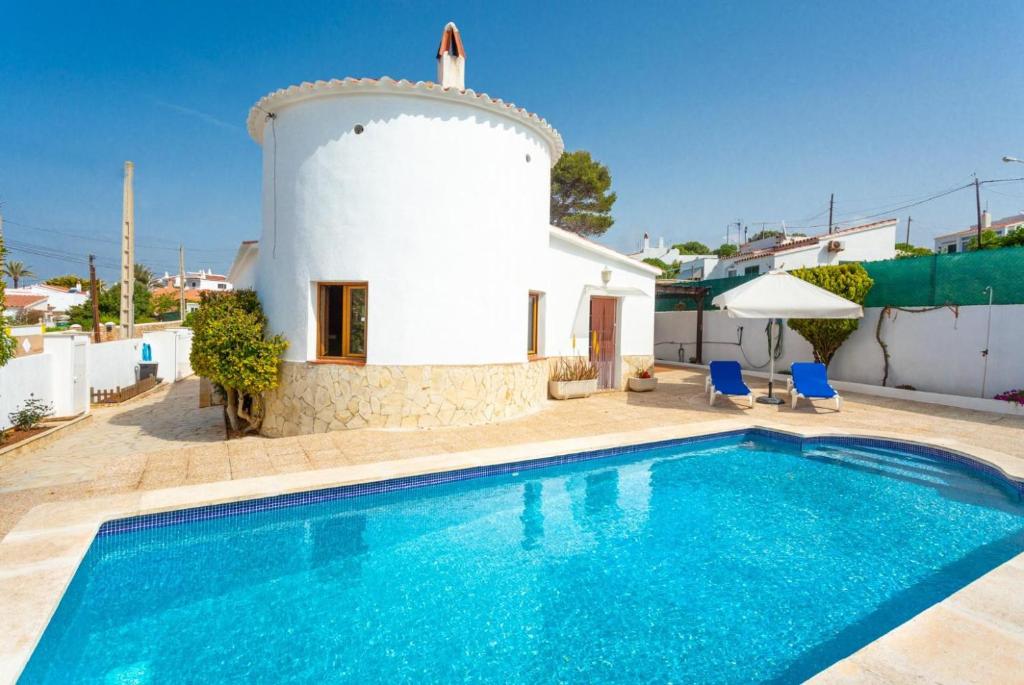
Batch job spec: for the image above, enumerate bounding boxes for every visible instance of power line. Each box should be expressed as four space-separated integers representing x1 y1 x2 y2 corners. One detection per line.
2 217 238 254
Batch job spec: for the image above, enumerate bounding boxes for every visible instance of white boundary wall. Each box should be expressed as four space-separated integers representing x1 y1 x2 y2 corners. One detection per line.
87 339 142 391
0 330 194 429
0 354 55 430
655 304 1024 399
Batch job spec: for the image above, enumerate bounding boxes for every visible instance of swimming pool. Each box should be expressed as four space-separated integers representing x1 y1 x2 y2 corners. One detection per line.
22 429 1024 683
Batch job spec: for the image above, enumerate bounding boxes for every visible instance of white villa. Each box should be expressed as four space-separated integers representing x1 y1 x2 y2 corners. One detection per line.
675 219 898 280
154 269 233 292
3 283 89 324
228 22 659 437
933 210 1024 253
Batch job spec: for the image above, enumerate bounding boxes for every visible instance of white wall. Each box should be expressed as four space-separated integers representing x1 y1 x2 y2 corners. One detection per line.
254 92 555 365
542 232 656 360
655 304 1024 398
143 329 194 382
87 339 142 391
0 354 55 431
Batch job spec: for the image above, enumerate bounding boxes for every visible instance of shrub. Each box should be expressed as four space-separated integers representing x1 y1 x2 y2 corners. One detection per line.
9 395 53 431
787 263 873 365
189 290 287 435
994 389 1024 406
672 241 710 255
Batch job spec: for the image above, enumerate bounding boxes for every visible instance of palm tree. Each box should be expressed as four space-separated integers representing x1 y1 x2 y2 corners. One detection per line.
3 261 34 288
134 263 155 287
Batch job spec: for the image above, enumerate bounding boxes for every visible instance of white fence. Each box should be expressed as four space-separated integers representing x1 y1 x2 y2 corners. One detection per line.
654 304 1024 399
0 328 194 430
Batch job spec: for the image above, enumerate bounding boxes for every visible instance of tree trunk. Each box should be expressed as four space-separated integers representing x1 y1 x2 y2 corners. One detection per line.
224 387 241 434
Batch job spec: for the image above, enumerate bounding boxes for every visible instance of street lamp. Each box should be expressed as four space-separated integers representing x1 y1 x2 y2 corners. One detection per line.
1002 155 1023 164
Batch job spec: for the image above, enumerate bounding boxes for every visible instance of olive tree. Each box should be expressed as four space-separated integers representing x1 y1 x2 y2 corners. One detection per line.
787 263 873 365
189 290 287 435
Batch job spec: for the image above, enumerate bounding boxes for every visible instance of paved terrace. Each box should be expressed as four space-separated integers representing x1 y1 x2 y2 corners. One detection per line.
1 369 1023 683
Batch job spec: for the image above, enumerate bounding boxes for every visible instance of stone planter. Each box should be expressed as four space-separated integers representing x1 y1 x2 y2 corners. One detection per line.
628 376 658 392
549 379 598 400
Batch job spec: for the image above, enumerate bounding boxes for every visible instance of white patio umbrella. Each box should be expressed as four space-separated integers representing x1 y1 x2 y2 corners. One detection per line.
711 269 863 403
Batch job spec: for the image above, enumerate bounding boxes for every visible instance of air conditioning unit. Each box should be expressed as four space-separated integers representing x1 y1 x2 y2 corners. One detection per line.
827 240 845 252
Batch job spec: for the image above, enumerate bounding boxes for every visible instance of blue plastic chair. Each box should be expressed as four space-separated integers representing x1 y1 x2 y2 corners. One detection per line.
788 362 842 411
706 361 753 407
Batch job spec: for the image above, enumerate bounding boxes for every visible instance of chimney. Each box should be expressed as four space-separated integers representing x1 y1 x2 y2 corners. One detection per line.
982 210 991 229
642 232 650 250
436 22 466 90
658 237 665 249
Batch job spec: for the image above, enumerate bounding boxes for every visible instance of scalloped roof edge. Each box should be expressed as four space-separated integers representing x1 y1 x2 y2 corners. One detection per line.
246 76 564 163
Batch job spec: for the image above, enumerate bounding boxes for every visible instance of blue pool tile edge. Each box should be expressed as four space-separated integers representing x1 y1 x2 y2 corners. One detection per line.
97 428 1024 537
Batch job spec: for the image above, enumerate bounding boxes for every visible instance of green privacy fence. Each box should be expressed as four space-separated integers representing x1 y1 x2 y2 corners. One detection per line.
656 246 1024 311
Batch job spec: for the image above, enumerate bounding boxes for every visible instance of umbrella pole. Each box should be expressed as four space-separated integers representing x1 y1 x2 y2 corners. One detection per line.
757 318 784 405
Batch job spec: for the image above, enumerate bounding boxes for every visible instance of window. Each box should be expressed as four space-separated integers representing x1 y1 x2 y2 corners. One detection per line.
527 292 540 356
217 283 227 290
946 244 956 254
317 283 368 360
727 269 737 278
744 265 760 276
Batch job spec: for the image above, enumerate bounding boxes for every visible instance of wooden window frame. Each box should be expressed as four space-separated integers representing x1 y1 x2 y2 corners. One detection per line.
316 282 368 362
527 291 540 357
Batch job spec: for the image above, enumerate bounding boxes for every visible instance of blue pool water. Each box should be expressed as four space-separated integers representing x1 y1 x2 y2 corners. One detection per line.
22 432 1024 684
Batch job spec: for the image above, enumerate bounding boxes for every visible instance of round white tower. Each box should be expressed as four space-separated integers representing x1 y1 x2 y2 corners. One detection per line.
246 24 565 435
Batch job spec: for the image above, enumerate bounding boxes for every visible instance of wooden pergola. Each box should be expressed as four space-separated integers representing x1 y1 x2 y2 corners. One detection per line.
656 283 710 364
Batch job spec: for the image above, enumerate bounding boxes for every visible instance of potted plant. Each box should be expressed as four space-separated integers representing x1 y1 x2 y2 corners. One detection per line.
628 367 658 392
549 357 599 400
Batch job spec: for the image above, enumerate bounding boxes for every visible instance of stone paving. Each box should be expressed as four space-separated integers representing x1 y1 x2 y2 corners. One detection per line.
2 368 1023 540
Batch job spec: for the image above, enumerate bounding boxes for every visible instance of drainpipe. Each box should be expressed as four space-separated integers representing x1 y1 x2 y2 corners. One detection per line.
980 286 993 398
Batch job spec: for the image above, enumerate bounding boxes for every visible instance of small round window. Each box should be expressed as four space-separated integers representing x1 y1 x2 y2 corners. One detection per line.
525 153 532 163
354 124 365 134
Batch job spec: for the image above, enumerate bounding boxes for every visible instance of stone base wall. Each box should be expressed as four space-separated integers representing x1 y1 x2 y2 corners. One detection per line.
262 360 551 436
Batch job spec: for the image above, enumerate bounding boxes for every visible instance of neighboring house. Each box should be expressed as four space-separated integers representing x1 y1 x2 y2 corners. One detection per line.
933 211 1024 253
150 286 203 315
3 284 90 324
229 22 659 437
704 219 898 279
628 233 718 280
2 292 49 322
154 269 233 292
12 283 89 312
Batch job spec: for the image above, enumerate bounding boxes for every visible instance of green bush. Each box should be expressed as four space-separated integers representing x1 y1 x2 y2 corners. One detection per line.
8 395 53 431
189 290 287 435
787 263 873 365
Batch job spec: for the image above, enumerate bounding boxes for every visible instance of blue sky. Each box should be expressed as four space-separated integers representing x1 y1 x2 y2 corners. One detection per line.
3 1 1023 283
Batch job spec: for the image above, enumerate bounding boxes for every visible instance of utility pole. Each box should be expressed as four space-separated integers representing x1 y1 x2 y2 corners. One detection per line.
89 255 101 343
828 193 835 234
905 216 912 245
120 161 135 338
974 176 983 250
178 244 186 321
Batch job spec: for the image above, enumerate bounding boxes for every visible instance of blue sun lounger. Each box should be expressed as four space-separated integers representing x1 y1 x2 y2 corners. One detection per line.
706 361 753 408
788 362 842 411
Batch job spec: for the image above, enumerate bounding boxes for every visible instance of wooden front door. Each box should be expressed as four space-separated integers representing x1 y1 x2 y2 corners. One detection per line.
589 297 617 389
